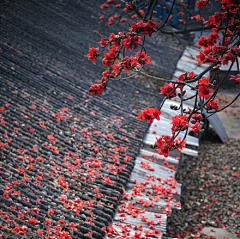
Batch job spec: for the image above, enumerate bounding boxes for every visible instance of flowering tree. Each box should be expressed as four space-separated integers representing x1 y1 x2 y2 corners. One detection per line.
87 0 240 158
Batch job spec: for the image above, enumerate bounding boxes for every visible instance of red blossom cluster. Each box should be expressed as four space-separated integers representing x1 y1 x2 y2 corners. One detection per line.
189 122 200 133
160 72 195 99
124 33 142 51
112 52 150 75
137 107 161 123
155 135 186 158
129 20 157 37
100 0 114 9
86 47 99 64
198 77 213 100
196 3 240 66
160 83 177 98
171 114 188 133
88 1 240 158
191 14 205 21
206 99 220 111
123 1 136 12
177 71 194 82
88 81 105 96
196 0 210 8
97 0 240 157
189 113 203 133
87 22 153 94
230 74 240 84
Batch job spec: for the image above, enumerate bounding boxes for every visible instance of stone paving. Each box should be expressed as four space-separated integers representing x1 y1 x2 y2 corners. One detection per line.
217 90 240 140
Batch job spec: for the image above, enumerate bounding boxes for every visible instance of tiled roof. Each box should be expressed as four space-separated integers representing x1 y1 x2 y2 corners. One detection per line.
0 1 162 238
0 1 186 238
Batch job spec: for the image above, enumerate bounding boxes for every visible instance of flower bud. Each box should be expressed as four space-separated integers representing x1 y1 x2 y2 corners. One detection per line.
181 125 188 131
170 105 179 110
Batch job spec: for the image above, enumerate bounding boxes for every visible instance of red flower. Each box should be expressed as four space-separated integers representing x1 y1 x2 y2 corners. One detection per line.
197 36 208 48
157 146 169 158
177 71 194 81
230 74 240 84
102 46 118 66
120 18 127 22
108 16 114 25
132 232 142 239
151 107 161 120
69 222 77 230
12 225 27 235
160 83 177 98
196 0 210 8
137 107 161 123
196 51 207 64
89 83 104 96
59 195 67 202
43 219 51 225
135 51 150 65
189 122 200 133
143 20 157 37
123 2 136 12
87 47 99 64
120 56 132 71
98 38 109 47
178 12 184 17
206 100 219 111
28 217 37 224
123 33 142 52
48 209 54 214
199 76 210 85
31 208 40 214
58 220 66 226
171 114 188 133
102 70 110 78
198 76 213 100
104 177 114 184
141 216 148 221
198 85 213 100
220 51 236 65
36 229 43 235
130 20 157 37
191 113 202 121
100 3 109 8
